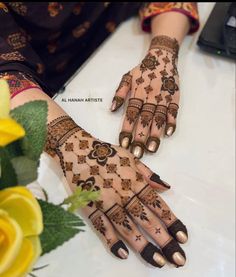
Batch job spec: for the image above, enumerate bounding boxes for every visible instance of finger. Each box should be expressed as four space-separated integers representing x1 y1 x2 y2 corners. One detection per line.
83 206 129 259
131 103 156 159
125 195 186 267
136 185 188 244
134 158 170 191
147 104 167 153
105 203 166 267
111 72 132 112
119 98 143 149
165 102 179 136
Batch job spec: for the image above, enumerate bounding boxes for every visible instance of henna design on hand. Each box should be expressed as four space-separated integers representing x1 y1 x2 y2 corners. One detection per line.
140 53 160 72
154 105 167 129
149 35 179 59
88 141 117 166
161 76 179 95
116 71 132 91
89 211 107 236
155 94 163 104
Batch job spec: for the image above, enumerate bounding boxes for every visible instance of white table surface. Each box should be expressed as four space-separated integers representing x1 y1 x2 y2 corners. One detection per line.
36 3 235 277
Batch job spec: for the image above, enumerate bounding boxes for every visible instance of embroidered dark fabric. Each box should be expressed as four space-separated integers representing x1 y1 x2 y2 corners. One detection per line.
0 2 142 96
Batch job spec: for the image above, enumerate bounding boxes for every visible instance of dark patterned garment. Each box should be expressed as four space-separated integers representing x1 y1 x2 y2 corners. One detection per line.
0 2 199 97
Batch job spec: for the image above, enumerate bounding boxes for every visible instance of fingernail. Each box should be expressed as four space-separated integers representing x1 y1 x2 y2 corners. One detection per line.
172 252 186 266
166 126 174 136
121 137 130 148
111 101 117 112
118 248 129 259
153 252 166 267
150 173 171 189
147 140 158 152
132 146 143 158
176 231 188 244
111 240 129 259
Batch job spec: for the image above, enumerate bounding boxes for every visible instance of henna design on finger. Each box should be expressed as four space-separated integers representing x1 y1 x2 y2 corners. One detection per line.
121 179 132 191
140 53 160 72
116 72 132 91
148 72 157 80
155 228 161 234
161 76 179 95
125 196 149 222
136 76 144 85
130 141 145 159
138 132 145 138
165 94 172 104
161 210 172 221
136 172 144 182
140 103 156 128
165 123 176 136
126 98 143 125
154 105 167 129
110 240 129 259
119 131 133 148
137 185 161 209
88 141 117 166
168 103 179 119
89 210 107 236
146 137 160 153
112 96 124 111
106 204 132 231
150 173 171 189
160 68 168 77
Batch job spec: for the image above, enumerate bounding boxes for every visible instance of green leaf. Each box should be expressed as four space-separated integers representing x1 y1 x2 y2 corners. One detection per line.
10 101 48 161
63 187 100 212
38 200 85 255
0 148 17 188
11 156 38 185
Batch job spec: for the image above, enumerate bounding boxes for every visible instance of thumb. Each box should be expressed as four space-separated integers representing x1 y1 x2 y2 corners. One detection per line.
110 71 132 112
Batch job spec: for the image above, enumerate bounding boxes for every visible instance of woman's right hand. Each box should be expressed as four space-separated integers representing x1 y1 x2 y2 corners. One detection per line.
45 115 188 268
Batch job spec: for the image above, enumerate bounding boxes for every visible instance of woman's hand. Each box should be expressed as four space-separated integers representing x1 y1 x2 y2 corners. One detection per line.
111 35 180 158
45 115 188 268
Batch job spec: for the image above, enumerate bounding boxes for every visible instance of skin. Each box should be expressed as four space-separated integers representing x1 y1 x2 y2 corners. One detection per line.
111 12 191 158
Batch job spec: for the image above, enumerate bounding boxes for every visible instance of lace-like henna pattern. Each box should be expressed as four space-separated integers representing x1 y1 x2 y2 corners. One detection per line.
125 196 149 222
149 35 179 59
106 164 117 174
154 105 167 129
116 72 132 91
126 98 143 125
137 185 161 209
89 210 107 236
44 116 82 173
88 141 117 166
106 204 132 231
140 103 156 128
168 103 179 119
140 53 160 73
161 76 179 95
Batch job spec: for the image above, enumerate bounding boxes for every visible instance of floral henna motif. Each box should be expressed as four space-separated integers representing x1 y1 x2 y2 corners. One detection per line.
136 76 144 85
89 211 106 236
138 185 161 209
168 103 179 119
136 172 144 182
121 179 132 191
140 53 160 72
140 103 156 128
103 179 113 188
65 143 74 151
79 140 89 150
106 164 117 173
126 197 149 222
126 98 143 125
155 94 163 104
106 204 132 231
161 209 172 221
77 177 97 191
161 76 178 95
90 165 99 175
88 141 117 166
77 155 86 164
154 105 167 129
119 157 130 167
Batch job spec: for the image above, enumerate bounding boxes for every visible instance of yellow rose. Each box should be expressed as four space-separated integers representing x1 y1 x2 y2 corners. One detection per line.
0 187 43 277
0 79 25 147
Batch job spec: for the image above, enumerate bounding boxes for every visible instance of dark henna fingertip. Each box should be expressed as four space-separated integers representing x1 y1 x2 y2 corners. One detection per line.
168 219 188 243
140 242 165 268
162 239 186 267
111 240 129 259
150 173 171 189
